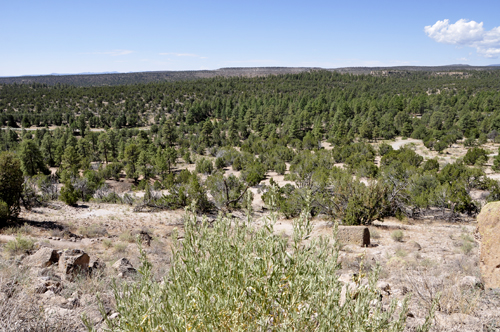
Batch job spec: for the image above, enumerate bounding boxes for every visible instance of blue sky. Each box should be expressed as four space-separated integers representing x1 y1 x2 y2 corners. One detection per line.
1 0 500 76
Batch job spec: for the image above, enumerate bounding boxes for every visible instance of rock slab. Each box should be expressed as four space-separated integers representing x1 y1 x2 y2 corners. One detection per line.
336 226 370 247
476 201 500 289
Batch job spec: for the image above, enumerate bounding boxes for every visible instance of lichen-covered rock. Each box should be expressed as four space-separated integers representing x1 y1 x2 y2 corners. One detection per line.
23 247 59 268
58 249 89 280
476 201 500 289
336 226 370 247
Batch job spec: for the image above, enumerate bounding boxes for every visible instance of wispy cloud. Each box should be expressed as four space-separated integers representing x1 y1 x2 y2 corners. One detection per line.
87 50 134 56
425 19 500 58
159 52 206 59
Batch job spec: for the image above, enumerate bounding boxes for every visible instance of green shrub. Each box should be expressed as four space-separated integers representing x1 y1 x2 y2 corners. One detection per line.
274 161 286 175
195 157 214 175
206 173 248 210
4 235 35 255
183 151 192 164
378 143 393 156
391 230 404 242
241 162 267 186
215 157 226 169
95 203 431 332
60 181 79 206
463 147 488 166
0 151 24 222
0 200 9 221
422 158 440 172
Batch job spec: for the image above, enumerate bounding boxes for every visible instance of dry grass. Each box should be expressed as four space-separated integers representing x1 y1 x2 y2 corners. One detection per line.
0 293 85 332
78 224 108 238
1 223 36 236
118 231 134 243
113 242 128 253
3 235 36 256
404 267 481 315
102 238 113 249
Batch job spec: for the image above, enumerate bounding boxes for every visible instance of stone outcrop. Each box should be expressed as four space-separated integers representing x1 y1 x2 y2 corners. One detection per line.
336 226 370 247
476 201 500 289
58 249 90 280
22 247 60 268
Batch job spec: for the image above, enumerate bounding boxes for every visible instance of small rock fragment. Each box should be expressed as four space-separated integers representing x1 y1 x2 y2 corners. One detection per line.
112 258 137 278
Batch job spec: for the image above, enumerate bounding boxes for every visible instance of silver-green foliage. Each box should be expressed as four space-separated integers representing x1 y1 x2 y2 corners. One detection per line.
96 194 426 331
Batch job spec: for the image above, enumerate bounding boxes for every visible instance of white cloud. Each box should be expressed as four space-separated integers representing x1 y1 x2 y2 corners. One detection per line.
87 50 133 56
425 19 500 58
160 53 200 58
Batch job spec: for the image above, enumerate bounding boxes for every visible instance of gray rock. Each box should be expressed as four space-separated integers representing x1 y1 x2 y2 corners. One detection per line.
63 297 80 309
112 258 137 278
34 283 48 294
460 276 484 290
89 257 106 275
23 247 60 268
376 281 391 295
407 241 422 251
59 249 90 280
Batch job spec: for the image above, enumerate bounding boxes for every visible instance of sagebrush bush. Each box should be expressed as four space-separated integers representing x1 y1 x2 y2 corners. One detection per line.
391 230 404 242
94 192 433 332
4 235 35 255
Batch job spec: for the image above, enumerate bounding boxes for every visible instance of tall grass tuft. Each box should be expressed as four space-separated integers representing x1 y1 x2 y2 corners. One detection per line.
89 190 433 331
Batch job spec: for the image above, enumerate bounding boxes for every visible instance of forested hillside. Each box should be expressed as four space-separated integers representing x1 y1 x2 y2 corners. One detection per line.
1 69 500 223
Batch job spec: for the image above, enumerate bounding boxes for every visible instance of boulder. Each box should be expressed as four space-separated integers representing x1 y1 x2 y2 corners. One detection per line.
22 247 59 268
58 249 89 280
336 226 370 247
112 258 137 278
476 202 500 288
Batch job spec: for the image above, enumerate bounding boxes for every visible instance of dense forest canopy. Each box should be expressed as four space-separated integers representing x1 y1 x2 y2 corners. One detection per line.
1 69 500 224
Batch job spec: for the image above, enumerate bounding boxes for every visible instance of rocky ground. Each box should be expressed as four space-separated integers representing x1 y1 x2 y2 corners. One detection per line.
0 203 499 331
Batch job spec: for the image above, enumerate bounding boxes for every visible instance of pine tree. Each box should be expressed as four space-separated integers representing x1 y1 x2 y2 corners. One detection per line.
19 139 49 176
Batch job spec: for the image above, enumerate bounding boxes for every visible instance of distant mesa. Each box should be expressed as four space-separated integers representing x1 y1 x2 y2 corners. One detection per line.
48 71 120 76
1 65 500 87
